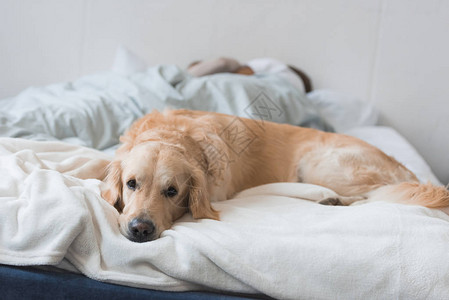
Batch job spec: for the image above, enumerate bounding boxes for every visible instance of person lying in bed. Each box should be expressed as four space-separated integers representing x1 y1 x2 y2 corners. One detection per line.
187 57 313 94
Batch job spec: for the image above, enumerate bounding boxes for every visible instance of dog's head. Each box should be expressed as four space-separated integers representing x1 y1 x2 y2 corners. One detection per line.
102 130 220 243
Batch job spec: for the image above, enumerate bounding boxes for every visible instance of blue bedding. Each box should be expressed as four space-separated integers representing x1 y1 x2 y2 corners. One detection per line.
0 65 330 152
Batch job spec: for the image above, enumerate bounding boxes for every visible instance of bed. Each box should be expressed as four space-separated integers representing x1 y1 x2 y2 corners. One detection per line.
1 55 448 299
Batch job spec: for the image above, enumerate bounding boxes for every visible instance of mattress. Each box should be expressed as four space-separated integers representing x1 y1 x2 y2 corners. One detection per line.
0 264 255 300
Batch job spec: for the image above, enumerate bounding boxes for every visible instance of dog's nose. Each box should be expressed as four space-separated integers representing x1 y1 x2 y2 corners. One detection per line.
128 218 155 243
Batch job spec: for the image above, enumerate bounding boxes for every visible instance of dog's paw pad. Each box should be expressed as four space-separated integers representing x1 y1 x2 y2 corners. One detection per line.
318 197 343 206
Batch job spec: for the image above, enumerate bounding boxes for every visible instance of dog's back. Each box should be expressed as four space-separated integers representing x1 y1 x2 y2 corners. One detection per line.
168 109 449 208
123 109 449 208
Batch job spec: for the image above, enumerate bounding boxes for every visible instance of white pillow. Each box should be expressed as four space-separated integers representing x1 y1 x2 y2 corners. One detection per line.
307 89 378 132
111 45 148 76
246 58 306 93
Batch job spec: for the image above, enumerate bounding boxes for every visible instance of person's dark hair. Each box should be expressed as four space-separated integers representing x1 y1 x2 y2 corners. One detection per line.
287 65 313 93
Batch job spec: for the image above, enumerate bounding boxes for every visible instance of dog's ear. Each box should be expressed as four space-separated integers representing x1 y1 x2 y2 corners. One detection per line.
185 129 229 184
102 160 124 213
188 166 220 220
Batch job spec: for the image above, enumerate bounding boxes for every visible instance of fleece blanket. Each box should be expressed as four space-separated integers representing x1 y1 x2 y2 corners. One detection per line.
1 138 449 299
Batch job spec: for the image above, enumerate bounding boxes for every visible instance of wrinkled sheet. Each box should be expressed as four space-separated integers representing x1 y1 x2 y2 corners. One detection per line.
1 138 449 299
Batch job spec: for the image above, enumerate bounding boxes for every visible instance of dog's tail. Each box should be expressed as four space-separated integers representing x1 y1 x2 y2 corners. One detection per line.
368 182 449 208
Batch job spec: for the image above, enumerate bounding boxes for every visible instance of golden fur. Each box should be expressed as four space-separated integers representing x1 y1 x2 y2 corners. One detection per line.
103 109 449 242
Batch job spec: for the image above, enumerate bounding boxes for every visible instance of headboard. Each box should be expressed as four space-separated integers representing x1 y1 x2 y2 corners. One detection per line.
1 0 448 184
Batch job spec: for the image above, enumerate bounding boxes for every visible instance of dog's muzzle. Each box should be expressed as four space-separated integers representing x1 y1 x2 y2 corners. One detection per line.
127 218 156 243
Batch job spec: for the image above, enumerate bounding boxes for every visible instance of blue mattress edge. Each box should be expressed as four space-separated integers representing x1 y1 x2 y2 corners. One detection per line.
0 264 266 300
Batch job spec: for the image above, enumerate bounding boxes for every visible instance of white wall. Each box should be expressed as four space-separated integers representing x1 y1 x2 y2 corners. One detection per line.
0 0 448 184
371 0 449 185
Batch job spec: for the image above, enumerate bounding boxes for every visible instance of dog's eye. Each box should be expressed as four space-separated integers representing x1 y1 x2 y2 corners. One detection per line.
126 179 137 191
163 186 178 198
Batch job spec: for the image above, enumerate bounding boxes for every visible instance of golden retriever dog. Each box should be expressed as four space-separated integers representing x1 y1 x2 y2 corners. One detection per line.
102 109 449 242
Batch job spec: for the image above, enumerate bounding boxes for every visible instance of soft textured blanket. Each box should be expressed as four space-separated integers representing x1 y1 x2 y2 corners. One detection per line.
1 138 449 299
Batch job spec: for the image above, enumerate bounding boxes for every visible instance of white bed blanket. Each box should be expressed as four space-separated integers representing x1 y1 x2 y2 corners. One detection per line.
1 138 449 299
